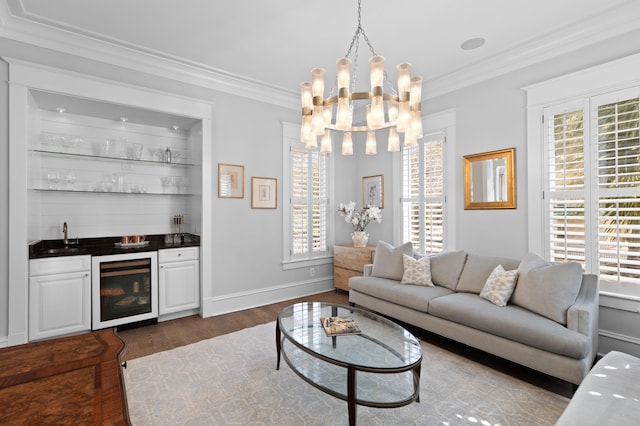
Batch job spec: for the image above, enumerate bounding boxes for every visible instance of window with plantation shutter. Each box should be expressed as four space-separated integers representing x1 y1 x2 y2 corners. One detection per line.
543 88 640 286
290 147 328 257
282 122 331 266
401 133 446 255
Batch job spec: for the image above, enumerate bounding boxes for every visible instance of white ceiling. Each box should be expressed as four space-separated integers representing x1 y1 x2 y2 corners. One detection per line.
3 0 640 97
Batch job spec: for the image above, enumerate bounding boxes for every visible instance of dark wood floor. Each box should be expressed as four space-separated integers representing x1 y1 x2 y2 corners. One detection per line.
117 289 574 398
117 290 349 360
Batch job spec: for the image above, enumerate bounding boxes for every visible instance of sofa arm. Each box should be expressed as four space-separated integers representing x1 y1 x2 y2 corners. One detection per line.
567 274 599 337
363 264 373 277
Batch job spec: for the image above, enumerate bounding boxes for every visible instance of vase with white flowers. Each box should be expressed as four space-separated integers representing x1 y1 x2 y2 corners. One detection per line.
337 201 382 247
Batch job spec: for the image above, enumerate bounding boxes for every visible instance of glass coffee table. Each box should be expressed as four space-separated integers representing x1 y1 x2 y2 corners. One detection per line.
276 302 422 426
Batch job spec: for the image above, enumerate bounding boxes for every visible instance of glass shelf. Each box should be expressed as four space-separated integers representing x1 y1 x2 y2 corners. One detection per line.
30 149 196 167
30 188 194 195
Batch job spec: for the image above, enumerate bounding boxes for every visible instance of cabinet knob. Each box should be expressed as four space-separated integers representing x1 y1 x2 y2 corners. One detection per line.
160 265 164 269
178 253 182 256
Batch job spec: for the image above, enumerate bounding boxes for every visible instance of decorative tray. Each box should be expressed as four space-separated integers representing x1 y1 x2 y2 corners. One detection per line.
114 241 150 248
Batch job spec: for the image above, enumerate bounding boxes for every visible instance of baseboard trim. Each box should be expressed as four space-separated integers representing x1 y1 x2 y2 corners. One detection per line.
0 336 7 348
598 329 640 358
159 308 200 323
201 276 334 317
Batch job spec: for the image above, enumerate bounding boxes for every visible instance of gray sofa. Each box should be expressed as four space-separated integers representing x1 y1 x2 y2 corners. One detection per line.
348 243 599 385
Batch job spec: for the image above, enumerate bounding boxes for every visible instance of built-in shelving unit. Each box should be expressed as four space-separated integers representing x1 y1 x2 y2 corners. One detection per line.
7 58 214 345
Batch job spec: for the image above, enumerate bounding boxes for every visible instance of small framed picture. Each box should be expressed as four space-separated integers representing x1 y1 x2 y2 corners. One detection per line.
362 174 384 208
251 177 277 209
218 163 244 198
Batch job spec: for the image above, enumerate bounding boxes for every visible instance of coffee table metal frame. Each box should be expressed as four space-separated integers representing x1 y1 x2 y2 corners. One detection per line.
276 302 422 426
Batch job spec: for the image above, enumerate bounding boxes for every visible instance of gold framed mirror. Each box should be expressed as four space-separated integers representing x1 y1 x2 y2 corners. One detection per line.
463 148 516 210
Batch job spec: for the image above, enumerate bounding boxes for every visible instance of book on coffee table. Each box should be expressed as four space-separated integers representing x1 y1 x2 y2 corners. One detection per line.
320 316 362 336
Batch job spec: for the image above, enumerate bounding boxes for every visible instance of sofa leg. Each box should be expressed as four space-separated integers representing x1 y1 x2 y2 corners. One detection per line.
349 302 355 307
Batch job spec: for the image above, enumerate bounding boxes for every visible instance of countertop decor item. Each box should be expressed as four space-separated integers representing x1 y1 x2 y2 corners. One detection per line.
337 201 381 247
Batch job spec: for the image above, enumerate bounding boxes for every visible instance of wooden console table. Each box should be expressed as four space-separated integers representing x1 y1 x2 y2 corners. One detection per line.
0 329 130 425
333 244 376 291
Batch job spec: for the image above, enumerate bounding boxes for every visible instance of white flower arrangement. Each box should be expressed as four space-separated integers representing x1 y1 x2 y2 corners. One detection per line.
337 201 382 232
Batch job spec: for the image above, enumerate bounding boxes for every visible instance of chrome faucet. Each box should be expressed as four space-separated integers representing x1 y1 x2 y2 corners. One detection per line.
63 222 68 245
62 222 79 246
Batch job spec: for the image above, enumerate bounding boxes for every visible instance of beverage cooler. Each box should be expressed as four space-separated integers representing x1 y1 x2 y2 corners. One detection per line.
92 252 158 329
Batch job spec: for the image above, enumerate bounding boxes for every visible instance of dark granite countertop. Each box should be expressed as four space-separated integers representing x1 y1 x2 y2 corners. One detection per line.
29 233 200 259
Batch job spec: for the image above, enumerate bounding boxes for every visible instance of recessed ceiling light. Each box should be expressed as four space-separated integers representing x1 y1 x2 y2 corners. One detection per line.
460 37 486 51
119 117 128 122
172 125 180 131
55 107 66 113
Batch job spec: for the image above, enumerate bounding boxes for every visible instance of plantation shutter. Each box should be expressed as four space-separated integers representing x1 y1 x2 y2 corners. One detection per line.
593 93 640 285
544 88 640 286
545 107 587 264
402 133 445 255
290 147 328 258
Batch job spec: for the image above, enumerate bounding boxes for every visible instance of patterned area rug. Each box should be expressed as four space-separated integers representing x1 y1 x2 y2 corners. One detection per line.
124 322 568 425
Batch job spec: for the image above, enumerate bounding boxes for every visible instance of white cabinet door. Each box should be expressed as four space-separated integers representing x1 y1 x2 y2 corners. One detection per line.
29 270 91 340
159 259 200 315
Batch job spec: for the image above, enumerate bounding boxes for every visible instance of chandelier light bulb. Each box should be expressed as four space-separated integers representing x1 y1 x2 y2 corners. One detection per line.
404 130 418 147
365 131 377 155
337 58 352 89
370 96 385 129
396 63 412 96
388 127 400 152
306 134 318 149
311 105 325 136
320 129 332 153
369 56 385 89
342 132 353 155
410 76 423 110
311 68 326 98
388 100 398 123
397 101 412 132
301 115 314 144
300 82 313 110
411 110 424 140
336 97 352 130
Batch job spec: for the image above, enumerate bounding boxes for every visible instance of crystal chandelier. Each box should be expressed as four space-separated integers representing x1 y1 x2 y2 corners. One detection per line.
300 0 423 155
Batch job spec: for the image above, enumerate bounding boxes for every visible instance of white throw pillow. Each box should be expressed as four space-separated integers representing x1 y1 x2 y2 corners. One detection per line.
401 254 434 286
479 264 517 307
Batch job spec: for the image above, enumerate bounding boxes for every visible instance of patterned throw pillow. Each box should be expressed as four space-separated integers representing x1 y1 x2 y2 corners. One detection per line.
401 254 434 286
479 264 518 307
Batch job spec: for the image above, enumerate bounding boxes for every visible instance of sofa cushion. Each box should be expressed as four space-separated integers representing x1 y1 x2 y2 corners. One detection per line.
371 241 413 281
349 276 453 313
479 265 518 307
511 253 583 325
401 254 433 286
428 293 589 359
429 250 467 290
456 254 521 294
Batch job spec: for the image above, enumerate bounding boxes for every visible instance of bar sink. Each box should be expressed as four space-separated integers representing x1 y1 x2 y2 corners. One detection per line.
44 247 86 255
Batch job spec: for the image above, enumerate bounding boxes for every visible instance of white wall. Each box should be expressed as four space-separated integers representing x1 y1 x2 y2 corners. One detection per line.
1 27 640 352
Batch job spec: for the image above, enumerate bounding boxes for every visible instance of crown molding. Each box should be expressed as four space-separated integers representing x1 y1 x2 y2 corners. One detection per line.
425 1 640 99
2 1 640 107
0 2 300 110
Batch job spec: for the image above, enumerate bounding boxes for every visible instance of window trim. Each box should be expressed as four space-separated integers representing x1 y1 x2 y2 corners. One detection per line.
393 109 457 249
282 121 334 269
524 52 640 299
